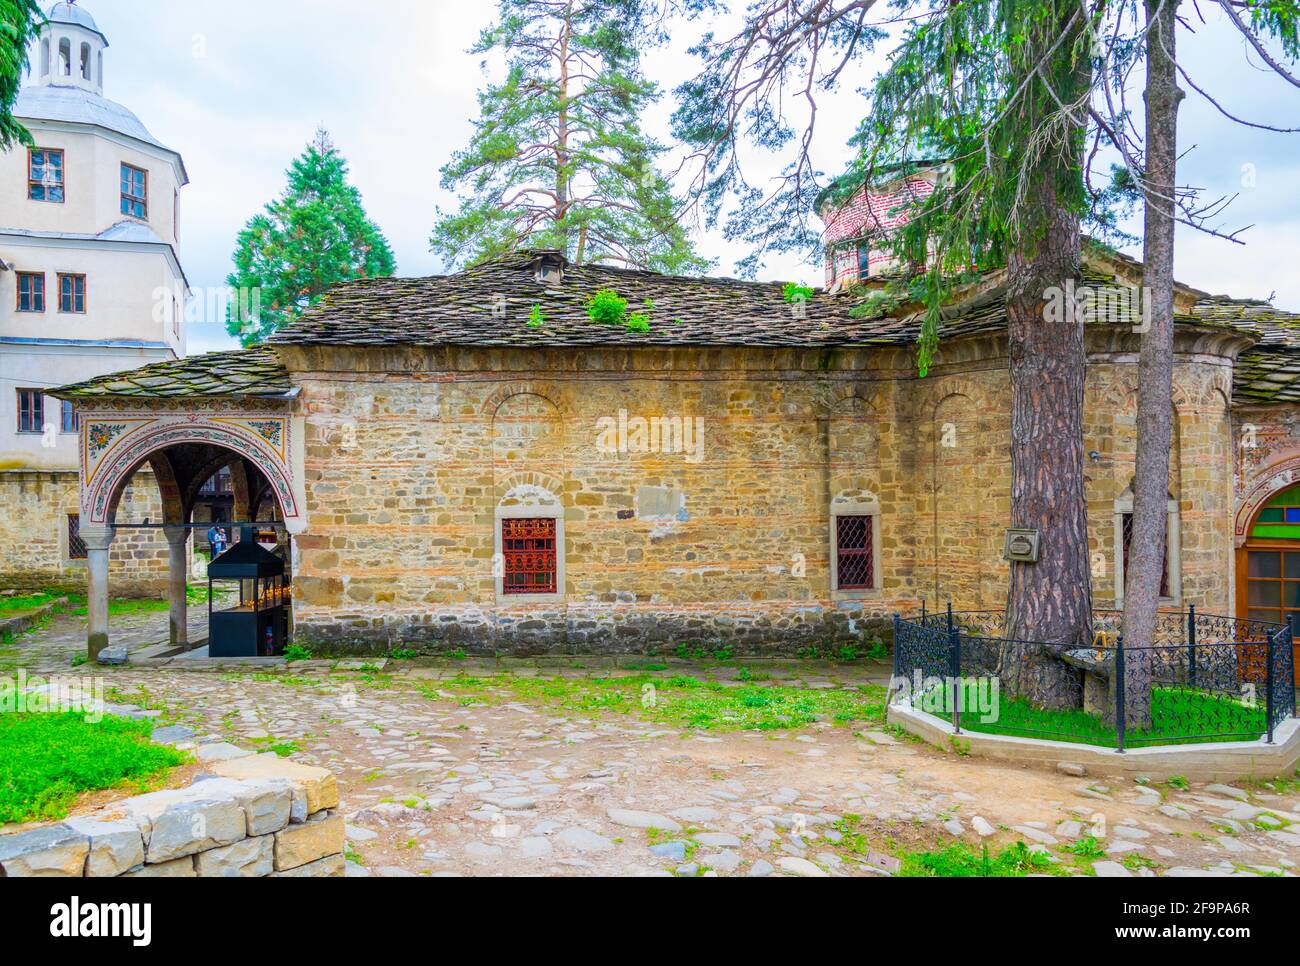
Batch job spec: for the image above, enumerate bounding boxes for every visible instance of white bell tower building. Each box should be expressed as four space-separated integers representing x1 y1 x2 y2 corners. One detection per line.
35 0 109 95
0 1 191 588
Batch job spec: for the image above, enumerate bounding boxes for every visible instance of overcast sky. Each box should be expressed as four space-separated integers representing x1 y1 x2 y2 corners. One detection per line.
38 0 1300 354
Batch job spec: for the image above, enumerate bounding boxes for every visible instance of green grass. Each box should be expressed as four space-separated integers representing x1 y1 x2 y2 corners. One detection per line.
899 840 1062 877
63 584 209 618
926 684 1266 747
0 712 188 824
431 673 887 732
0 593 63 614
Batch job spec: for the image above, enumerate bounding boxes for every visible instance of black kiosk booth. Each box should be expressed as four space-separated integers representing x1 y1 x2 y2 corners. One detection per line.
207 527 289 657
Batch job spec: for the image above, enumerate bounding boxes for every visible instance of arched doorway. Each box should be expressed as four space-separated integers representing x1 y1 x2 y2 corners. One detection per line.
1236 482 1300 683
84 440 292 659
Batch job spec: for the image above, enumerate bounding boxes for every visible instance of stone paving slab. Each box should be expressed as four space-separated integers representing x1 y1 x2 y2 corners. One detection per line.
4 609 1298 878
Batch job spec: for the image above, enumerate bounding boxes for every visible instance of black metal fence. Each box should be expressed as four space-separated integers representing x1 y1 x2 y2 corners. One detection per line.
893 605 1295 750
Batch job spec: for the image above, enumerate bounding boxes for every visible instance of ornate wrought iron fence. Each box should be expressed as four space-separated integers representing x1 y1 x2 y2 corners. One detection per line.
893 605 1296 750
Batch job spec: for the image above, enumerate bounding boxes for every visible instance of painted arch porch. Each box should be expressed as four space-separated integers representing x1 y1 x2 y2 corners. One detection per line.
70 401 306 658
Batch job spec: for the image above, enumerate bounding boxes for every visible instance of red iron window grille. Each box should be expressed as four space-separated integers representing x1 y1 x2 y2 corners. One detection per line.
836 515 874 590
1121 512 1170 598
502 517 557 595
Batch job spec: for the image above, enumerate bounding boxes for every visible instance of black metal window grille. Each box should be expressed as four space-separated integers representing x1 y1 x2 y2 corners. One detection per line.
836 514 875 589
68 513 86 559
1122 512 1170 598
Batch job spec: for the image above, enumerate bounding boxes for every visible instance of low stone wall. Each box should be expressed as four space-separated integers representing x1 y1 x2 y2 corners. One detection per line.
294 601 895 656
0 751 344 877
0 596 67 638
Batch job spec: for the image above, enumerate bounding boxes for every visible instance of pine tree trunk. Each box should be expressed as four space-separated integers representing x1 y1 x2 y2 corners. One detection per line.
1000 9 1094 709
1003 193 1093 708
1121 0 1184 730
554 1 573 251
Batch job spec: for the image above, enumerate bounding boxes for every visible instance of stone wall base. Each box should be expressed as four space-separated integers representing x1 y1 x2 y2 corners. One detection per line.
292 600 897 655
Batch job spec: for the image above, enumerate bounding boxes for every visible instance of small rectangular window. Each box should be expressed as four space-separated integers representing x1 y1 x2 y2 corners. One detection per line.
835 515 875 590
1121 512 1170 597
16 272 45 311
68 513 87 560
61 399 78 433
501 517 557 595
57 273 86 313
857 242 870 279
121 162 147 218
16 389 44 434
28 148 64 202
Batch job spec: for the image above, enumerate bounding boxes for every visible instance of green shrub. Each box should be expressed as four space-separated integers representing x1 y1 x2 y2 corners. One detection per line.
586 289 628 325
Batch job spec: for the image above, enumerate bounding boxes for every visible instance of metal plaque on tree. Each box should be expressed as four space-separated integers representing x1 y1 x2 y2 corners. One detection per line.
1003 528 1040 563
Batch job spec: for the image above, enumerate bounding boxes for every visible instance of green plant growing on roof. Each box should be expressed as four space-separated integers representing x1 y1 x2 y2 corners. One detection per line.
526 304 544 328
626 312 651 333
587 289 628 325
782 282 815 304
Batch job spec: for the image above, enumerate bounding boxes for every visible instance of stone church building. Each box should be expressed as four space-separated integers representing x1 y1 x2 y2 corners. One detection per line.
47 172 1300 661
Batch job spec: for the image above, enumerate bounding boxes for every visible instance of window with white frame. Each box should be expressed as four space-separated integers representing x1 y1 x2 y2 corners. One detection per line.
1114 488 1180 602
494 488 564 601
830 497 881 594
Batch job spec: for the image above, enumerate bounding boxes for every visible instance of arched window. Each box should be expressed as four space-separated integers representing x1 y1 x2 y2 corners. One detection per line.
58 38 71 76
1241 484 1300 627
97 51 103 87
80 43 91 80
40 38 50 77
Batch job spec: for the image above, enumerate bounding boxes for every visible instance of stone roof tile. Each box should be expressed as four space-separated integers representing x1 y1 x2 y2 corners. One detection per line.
51 347 291 400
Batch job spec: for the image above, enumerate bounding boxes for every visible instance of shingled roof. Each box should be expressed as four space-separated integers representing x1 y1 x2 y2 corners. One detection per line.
269 250 892 348
50 249 1300 406
1196 295 1300 405
52 347 292 400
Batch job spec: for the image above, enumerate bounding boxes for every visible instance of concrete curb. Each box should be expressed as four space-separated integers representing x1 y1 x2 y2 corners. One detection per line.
887 700 1300 782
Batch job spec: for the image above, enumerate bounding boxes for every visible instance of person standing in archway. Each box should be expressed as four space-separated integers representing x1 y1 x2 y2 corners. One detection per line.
207 524 227 559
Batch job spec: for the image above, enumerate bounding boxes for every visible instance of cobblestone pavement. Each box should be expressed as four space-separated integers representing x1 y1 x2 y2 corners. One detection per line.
6 609 1300 877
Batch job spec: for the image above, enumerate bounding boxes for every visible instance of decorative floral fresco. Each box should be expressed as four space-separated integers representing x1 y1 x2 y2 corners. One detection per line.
86 422 127 459
246 419 285 449
80 413 299 528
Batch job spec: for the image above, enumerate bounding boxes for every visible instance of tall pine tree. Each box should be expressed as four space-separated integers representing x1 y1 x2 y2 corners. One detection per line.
1 0 43 149
227 129 395 345
432 0 709 274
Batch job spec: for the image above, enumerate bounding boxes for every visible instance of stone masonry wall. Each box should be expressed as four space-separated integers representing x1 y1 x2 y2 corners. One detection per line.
278 334 1247 654
0 469 168 597
0 751 344 877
